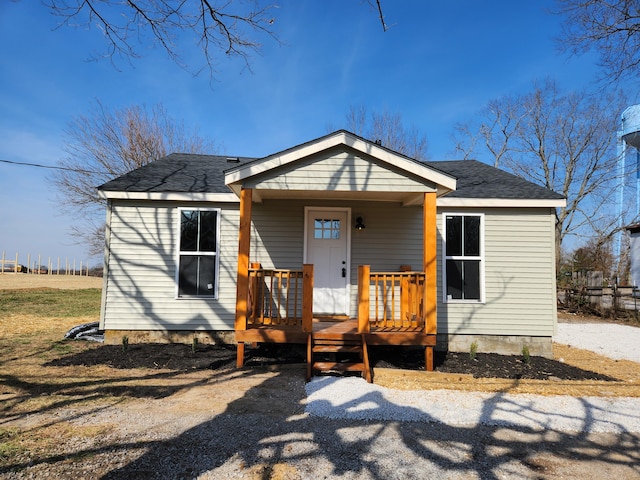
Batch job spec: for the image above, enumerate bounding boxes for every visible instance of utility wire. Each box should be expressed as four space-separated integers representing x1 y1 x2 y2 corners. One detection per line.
0 158 102 174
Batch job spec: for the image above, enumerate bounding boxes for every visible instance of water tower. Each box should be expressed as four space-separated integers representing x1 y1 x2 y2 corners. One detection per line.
618 105 640 281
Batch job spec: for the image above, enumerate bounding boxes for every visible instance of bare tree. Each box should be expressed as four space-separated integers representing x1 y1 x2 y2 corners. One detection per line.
45 0 280 75
44 1 389 76
341 105 429 160
49 100 218 256
555 0 640 84
571 236 615 276
453 80 629 265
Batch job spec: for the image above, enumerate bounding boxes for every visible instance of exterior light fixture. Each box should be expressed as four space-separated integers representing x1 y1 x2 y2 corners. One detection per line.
355 216 366 230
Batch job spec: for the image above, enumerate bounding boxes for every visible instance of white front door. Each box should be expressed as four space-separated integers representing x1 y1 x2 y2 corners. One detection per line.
305 208 350 315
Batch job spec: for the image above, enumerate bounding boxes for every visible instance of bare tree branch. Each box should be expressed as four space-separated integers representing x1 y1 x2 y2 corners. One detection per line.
454 79 629 268
48 100 219 255
555 0 640 84
44 0 280 76
339 105 429 161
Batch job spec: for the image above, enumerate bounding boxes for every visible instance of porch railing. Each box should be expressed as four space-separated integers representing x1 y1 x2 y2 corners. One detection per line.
358 265 426 332
248 264 313 332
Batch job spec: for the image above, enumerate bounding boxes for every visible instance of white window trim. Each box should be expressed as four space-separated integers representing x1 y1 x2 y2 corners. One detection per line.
441 212 485 304
175 207 221 299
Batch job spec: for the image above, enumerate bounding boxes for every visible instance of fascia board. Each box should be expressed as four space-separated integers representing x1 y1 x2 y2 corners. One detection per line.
436 197 567 208
98 191 240 202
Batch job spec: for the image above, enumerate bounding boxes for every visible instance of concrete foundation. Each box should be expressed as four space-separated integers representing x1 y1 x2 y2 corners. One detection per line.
437 333 553 358
104 329 236 346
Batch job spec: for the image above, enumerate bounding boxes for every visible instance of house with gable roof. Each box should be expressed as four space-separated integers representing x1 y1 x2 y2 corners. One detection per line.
98 130 565 380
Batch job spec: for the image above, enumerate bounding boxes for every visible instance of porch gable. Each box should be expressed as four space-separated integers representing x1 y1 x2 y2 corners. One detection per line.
225 130 457 201
244 148 438 201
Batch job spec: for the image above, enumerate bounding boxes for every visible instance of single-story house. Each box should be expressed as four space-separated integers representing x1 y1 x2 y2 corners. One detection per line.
98 130 565 380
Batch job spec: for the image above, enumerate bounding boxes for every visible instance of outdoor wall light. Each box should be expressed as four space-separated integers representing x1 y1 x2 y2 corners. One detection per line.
355 216 366 230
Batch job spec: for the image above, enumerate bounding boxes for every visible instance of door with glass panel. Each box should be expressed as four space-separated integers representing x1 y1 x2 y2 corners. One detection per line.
305 208 349 315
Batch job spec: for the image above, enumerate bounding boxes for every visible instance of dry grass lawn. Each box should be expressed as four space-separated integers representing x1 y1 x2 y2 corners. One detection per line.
0 273 103 290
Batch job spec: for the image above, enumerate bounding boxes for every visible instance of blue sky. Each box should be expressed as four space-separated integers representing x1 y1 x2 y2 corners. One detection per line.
0 1 617 267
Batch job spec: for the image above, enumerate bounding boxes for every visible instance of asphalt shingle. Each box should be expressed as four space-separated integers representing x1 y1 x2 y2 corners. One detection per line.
98 153 255 193
99 153 563 201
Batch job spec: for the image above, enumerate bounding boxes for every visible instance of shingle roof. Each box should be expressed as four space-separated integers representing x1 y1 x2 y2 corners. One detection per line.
99 152 564 201
98 153 255 193
426 160 564 200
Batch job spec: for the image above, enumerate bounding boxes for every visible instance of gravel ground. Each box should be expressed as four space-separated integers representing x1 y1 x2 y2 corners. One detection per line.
305 322 640 433
3 323 640 479
555 322 640 362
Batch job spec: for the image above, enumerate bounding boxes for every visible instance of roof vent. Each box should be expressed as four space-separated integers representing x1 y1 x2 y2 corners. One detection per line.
226 157 241 163
374 139 382 145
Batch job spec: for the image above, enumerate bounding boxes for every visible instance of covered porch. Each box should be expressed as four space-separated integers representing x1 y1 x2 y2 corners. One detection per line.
233 188 439 381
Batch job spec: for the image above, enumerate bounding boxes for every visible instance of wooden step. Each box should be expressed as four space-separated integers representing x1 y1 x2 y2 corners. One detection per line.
306 334 372 383
313 344 362 353
313 332 362 342
312 361 365 372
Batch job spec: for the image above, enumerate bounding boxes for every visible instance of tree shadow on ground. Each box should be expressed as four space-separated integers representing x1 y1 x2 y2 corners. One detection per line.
2 344 639 478
98 371 640 479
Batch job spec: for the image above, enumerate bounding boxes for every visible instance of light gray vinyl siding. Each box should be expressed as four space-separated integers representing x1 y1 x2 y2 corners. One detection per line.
250 201 305 269
437 207 557 336
247 149 437 193
349 203 424 314
101 200 239 331
102 197 557 338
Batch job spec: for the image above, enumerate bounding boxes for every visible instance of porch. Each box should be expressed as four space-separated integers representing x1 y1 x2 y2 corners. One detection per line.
235 263 437 382
232 182 439 382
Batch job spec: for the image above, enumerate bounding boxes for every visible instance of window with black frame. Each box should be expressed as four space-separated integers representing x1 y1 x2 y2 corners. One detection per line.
444 214 482 301
177 208 219 297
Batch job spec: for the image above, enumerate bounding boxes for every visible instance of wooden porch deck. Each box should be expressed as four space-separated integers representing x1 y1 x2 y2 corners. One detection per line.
236 317 435 345
236 317 436 382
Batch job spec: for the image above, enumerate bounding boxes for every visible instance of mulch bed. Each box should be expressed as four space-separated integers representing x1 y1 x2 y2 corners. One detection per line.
48 341 616 382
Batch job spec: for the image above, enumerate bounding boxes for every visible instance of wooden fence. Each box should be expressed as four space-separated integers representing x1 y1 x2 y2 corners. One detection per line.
0 251 92 276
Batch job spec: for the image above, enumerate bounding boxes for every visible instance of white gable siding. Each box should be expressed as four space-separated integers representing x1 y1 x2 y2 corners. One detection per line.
246 150 436 193
436 207 557 336
101 200 239 331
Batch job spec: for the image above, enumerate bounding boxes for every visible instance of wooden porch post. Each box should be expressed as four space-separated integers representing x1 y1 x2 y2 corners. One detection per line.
423 192 437 371
235 188 252 367
301 264 314 332
357 265 370 333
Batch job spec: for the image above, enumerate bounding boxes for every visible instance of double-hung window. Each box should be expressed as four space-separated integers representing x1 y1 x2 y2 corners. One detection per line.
177 208 220 298
443 214 483 302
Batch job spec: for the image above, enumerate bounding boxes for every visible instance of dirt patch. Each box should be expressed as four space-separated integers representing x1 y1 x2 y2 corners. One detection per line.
0 273 103 290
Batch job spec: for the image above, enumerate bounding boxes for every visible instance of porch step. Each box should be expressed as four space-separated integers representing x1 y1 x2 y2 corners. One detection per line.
313 345 362 353
307 334 372 383
312 361 366 372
